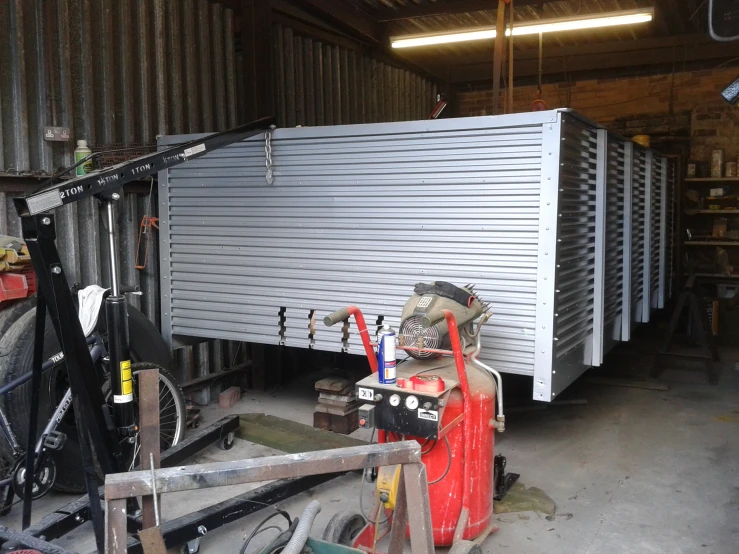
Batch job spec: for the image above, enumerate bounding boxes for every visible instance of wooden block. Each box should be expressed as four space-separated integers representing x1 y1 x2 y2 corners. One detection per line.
219 386 241 408
313 410 359 435
314 402 360 416
315 377 354 394
313 411 332 432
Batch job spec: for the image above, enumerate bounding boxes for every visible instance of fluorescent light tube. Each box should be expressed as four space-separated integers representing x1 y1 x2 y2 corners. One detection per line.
391 9 654 49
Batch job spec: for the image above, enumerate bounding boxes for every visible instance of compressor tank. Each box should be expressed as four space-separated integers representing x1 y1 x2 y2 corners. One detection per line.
388 356 496 545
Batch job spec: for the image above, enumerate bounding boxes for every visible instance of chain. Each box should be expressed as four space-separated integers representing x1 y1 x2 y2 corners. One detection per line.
265 126 275 185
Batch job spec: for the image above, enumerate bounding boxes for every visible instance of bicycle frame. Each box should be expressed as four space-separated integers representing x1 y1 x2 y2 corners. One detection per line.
0 336 104 489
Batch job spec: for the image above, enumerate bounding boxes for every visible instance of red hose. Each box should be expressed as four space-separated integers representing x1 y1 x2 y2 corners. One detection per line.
345 306 377 373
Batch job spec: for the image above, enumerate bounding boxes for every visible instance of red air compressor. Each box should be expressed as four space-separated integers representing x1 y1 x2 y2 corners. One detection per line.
323 282 507 553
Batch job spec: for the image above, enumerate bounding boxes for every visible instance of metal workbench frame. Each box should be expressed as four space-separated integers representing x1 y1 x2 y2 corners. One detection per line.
105 441 433 554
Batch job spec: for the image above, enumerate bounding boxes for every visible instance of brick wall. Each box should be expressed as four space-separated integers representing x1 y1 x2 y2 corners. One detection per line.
457 67 739 138
691 105 739 164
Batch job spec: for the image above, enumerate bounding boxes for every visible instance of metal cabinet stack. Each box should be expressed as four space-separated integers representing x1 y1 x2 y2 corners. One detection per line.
158 109 674 401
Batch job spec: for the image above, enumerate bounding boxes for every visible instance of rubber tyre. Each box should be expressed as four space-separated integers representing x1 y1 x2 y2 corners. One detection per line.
448 540 482 554
0 296 36 337
322 511 367 546
0 297 36 466
0 304 173 493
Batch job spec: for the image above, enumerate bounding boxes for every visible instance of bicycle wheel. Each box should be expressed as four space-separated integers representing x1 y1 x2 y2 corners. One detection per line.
123 363 186 470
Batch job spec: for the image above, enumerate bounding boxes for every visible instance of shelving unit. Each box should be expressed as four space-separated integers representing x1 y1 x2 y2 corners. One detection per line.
687 273 739 280
685 177 739 182
685 241 739 246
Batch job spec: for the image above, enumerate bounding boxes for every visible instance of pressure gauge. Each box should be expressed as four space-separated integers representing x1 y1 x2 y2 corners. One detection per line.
405 395 419 410
389 394 401 407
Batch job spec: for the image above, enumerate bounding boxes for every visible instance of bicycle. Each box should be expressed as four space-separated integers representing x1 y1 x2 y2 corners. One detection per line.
0 297 186 513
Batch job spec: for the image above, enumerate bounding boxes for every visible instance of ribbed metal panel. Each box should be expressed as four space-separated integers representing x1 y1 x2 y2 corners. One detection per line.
665 158 676 300
604 139 625 325
160 109 669 400
269 24 438 128
160 113 562 378
631 147 648 323
650 155 665 309
593 132 630 356
554 117 597 362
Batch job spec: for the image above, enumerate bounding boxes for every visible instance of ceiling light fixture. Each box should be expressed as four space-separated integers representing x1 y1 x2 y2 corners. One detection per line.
391 8 654 49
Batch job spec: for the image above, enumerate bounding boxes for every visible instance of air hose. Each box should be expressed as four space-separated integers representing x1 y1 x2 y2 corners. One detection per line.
280 500 321 554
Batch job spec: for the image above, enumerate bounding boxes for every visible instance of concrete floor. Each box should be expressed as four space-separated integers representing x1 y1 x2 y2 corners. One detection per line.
3 341 738 554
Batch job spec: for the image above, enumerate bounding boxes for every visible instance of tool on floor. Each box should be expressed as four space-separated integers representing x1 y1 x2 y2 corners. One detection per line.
323 282 517 553
654 274 720 384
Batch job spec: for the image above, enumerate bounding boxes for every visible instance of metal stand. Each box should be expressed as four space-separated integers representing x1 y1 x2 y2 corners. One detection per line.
22 213 125 549
105 442 434 554
1 118 275 552
654 274 720 384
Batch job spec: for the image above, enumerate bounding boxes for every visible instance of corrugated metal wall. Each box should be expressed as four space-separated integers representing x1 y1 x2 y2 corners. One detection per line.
0 1 440 392
235 24 439 128
0 0 240 176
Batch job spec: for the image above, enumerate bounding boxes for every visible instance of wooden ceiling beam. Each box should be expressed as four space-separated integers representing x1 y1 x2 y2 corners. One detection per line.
294 0 383 44
422 34 739 83
402 33 720 66
375 0 548 22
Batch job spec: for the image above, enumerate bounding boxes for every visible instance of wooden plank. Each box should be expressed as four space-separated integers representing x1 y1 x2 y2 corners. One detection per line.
239 413 366 453
180 364 249 392
439 35 739 83
402 463 434 554
376 0 544 21
104 498 128 554
299 0 381 44
138 369 161 530
387 473 408 554
105 442 421 499
491 0 506 114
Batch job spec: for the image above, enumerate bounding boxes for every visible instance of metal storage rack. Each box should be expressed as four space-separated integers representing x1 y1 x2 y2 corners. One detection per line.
158 109 674 401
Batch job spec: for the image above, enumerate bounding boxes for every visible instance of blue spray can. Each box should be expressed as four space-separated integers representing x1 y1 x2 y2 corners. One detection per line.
377 324 397 384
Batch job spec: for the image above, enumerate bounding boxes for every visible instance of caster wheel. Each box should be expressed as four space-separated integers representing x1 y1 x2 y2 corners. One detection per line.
219 432 235 451
449 540 482 554
323 511 367 546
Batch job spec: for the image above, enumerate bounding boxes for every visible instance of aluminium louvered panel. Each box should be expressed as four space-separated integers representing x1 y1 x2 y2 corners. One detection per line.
158 110 670 401
650 154 667 310
665 159 676 299
159 113 561 393
550 116 598 387
631 147 648 323
602 135 626 354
